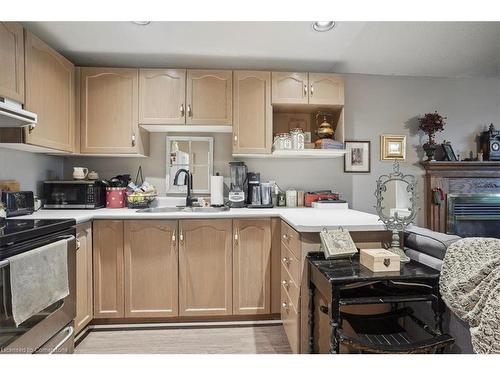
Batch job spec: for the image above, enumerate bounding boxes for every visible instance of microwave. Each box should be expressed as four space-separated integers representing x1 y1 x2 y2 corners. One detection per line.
43 180 106 209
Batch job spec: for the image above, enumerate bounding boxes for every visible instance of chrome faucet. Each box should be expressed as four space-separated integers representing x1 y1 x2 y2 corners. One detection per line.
173 168 196 207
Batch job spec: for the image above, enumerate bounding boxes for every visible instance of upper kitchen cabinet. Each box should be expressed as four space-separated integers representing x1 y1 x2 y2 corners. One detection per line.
0 22 24 103
186 70 232 125
271 72 308 104
232 71 272 154
80 67 148 155
139 69 186 124
308 73 344 106
272 72 345 106
24 31 75 152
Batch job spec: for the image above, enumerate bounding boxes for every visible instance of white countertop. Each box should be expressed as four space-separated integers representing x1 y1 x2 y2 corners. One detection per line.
15 207 385 232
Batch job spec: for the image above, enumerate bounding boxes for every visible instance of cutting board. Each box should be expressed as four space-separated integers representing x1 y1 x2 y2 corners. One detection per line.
0 180 20 192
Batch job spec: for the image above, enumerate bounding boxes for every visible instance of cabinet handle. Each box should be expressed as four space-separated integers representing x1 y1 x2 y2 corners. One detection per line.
28 124 36 134
282 280 289 288
310 84 314 96
179 230 184 243
282 234 289 241
131 132 136 147
180 104 185 117
282 257 289 264
304 84 307 97
234 231 239 242
76 239 81 251
233 134 238 145
282 302 289 311
187 104 192 117
172 230 176 243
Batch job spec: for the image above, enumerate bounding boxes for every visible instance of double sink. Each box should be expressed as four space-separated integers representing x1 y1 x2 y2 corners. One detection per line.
137 206 230 213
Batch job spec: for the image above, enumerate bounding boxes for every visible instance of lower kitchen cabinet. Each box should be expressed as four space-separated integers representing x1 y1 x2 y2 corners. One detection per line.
124 220 178 317
93 220 124 318
179 219 233 316
75 222 93 334
233 218 271 315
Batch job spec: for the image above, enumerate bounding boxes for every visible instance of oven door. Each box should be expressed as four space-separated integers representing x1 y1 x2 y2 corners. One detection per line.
43 182 89 209
0 233 76 354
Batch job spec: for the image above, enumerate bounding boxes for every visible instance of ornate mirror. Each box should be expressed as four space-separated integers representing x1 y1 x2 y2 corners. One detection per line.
375 161 418 262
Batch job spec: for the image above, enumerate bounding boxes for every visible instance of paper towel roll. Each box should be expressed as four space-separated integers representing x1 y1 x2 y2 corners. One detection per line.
210 175 224 206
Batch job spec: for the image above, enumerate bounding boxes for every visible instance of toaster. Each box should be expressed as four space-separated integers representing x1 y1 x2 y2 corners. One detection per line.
1 191 35 217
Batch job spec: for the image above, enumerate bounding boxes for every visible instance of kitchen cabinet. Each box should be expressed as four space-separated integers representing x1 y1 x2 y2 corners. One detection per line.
308 73 344 105
233 219 271 315
24 31 75 152
272 72 344 106
139 69 186 124
232 71 272 154
93 220 124 318
75 222 93 334
80 67 148 155
179 219 233 316
271 72 309 104
124 220 179 318
0 22 24 103
186 70 232 125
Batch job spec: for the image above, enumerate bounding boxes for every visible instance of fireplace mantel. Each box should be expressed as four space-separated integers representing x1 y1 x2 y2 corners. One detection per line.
421 161 500 232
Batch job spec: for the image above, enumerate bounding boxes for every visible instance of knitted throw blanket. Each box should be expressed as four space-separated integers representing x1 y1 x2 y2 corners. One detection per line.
440 237 500 354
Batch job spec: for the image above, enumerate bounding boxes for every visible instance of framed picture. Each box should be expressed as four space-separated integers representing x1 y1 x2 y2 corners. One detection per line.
442 142 458 161
344 141 371 173
381 135 406 161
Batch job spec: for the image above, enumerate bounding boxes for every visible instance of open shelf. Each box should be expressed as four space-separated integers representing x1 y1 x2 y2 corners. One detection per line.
233 149 347 159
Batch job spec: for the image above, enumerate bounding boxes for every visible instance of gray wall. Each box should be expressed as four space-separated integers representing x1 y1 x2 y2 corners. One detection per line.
1 73 496 226
0 148 64 195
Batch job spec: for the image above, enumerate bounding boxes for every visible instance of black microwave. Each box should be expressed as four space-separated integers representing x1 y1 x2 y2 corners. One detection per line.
43 180 106 209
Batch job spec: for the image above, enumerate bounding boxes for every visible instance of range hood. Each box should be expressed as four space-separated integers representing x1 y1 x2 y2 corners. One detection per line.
0 98 37 127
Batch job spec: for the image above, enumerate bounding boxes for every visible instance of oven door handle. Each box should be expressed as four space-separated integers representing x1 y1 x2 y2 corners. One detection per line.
49 326 74 354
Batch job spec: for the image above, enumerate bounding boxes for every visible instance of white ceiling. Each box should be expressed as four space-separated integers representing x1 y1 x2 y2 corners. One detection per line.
23 21 500 78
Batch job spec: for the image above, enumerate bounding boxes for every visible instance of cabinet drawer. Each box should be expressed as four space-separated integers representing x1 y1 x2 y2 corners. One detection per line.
281 261 300 310
281 284 299 354
280 220 300 258
281 242 300 286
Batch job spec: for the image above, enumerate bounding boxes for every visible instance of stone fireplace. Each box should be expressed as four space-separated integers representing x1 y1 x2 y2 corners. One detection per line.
422 161 500 238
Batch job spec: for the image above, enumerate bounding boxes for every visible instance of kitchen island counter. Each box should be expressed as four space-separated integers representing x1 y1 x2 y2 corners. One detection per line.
16 207 385 232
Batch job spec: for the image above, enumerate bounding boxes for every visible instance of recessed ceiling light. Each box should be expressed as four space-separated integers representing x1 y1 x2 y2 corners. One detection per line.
131 21 151 26
312 21 335 32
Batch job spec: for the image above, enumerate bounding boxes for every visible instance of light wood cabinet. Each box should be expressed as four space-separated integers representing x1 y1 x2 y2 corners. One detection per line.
124 220 179 318
24 31 75 152
139 69 186 124
80 67 148 155
75 222 93 334
308 73 344 105
233 219 271 315
186 70 232 125
179 219 233 316
93 220 124 318
0 22 24 103
232 71 272 154
272 72 308 104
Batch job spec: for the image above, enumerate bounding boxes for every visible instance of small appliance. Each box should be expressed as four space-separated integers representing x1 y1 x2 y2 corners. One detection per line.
246 172 261 205
228 162 247 208
1 191 34 217
43 180 106 209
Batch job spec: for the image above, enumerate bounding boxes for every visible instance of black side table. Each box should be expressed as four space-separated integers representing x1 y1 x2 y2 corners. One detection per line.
307 252 447 354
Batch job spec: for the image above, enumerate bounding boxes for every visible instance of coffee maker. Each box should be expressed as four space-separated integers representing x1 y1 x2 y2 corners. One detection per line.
247 172 261 206
228 162 247 208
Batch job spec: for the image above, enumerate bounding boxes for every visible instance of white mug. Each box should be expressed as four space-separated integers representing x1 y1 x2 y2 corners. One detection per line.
73 167 88 180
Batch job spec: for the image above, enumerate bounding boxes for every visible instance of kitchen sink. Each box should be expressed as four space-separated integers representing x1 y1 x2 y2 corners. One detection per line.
137 206 230 213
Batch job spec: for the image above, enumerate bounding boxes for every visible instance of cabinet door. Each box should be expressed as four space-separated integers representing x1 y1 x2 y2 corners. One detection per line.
271 72 308 104
139 69 186 124
308 73 344 105
233 219 271 315
75 222 93 334
186 70 232 125
0 22 24 103
25 31 75 152
233 71 272 154
93 220 124 318
179 219 232 316
80 67 140 154
124 220 179 318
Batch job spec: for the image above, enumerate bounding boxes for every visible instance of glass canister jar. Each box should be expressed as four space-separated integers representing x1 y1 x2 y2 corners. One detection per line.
273 133 292 151
290 128 305 150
